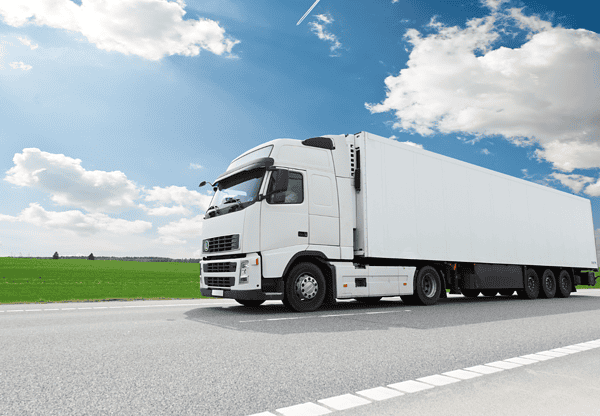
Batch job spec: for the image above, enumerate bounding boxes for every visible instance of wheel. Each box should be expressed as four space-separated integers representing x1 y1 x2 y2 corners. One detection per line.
539 269 556 299
498 289 515 297
235 299 265 307
354 297 382 304
481 290 498 297
517 268 540 299
556 270 572 298
283 263 326 312
412 266 442 306
461 289 480 298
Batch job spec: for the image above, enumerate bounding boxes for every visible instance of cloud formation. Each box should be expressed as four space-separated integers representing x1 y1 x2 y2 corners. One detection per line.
5 148 140 212
309 13 342 57
145 185 211 211
157 215 204 245
0 0 239 61
366 8 600 173
0 203 152 235
9 61 32 70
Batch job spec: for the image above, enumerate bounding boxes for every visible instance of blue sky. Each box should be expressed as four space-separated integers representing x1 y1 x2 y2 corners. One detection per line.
1 0 599 258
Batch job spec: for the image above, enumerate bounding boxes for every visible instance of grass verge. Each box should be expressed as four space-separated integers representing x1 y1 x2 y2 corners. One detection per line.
0 257 207 304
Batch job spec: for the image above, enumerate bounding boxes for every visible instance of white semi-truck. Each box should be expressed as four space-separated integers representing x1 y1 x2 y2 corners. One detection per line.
199 132 598 312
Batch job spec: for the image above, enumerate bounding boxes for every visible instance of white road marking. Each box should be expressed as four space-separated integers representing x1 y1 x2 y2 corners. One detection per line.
521 353 554 361
536 350 567 358
504 357 538 365
417 374 461 386
276 402 332 416
61 308 76 310
464 365 504 374
318 394 371 410
25 309 42 312
484 361 522 370
43 309 59 311
388 380 435 393
560 345 591 351
551 347 579 355
356 386 403 401
442 369 483 380
8 310 24 312
0 302 234 314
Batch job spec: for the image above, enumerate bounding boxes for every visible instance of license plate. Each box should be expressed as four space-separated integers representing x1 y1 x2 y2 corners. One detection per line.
212 289 223 297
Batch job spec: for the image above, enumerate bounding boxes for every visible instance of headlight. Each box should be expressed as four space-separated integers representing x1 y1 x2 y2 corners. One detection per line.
239 260 249 284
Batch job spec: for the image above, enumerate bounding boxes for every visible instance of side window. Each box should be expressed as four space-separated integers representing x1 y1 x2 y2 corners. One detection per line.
267 171 304 204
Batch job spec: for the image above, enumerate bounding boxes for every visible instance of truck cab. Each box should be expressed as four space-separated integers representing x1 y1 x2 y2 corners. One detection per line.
199 135 360 311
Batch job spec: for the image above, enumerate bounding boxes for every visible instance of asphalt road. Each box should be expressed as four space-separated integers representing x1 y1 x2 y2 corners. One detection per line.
1 291 600 416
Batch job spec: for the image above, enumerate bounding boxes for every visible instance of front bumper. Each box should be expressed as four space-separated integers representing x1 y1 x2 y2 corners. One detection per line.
201 288 283 300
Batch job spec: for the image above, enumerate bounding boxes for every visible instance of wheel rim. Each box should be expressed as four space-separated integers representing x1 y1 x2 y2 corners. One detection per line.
545 275 555 291
528 275 536 291
422 273 437 298
295 274 318 300
560 276 569 292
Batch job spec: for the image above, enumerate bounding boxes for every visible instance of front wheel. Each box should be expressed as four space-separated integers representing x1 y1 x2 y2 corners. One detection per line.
236 299 265 307
283 263 326 312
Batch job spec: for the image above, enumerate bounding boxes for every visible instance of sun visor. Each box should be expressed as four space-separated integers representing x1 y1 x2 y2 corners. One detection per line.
215 157 274 184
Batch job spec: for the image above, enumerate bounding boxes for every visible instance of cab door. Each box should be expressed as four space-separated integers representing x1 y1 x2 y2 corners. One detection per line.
260 169 309 277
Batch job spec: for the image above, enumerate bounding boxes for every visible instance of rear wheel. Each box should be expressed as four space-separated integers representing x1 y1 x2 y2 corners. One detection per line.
499 289 515 297
517 268 540 299
412 266 442 306
556 270 572 298
283 262 326 312
461 289 480 298
355 297 382 304
539 269 557 299
235 299 265 307
481 290 498 297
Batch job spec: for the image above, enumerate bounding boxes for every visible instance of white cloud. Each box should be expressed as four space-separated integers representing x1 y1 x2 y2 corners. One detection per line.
5 148 140 212
308 13 342 57
144 185 211 210
189 163 203 170
550 173 593 194
0 0 239 61
482 0 509 11
481 148 491 155
144 204 192 216
9 61 32 70
400 141 424 149
366 8 600 173
157 214 203 245
17 36 38 50
583 179 600 197
0 203 152 235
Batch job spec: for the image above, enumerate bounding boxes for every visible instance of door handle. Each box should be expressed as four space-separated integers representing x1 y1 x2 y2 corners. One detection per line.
298 231 308 237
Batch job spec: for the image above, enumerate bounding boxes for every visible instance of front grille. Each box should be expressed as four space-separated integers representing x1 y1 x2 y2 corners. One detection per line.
204 262 236 273
205 276 235 287
203 234 239 253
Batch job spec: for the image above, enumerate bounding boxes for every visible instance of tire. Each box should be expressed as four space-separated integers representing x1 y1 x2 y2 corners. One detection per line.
283 262 326 312
539 269 557 299
412 266 442 306
481 290 498 297
498 289 515 297
517 268 540 299
556 270 572 298
461 289 480 298
354 297 382 304
235 299 265 307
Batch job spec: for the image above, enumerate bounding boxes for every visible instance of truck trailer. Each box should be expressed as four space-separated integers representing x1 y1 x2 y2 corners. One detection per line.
199 132 598 312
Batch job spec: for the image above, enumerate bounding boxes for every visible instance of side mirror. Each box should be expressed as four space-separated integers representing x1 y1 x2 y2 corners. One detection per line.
271 169 289 194
199 181 207 187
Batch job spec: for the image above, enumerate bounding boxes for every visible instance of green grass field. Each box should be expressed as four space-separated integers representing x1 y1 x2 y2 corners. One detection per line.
0 257 206 304
1 257 598 304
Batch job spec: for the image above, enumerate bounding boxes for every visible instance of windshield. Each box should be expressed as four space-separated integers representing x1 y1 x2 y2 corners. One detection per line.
205 168 265 218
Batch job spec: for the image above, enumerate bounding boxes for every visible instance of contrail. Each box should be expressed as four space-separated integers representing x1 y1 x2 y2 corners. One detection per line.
296 0 321 25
